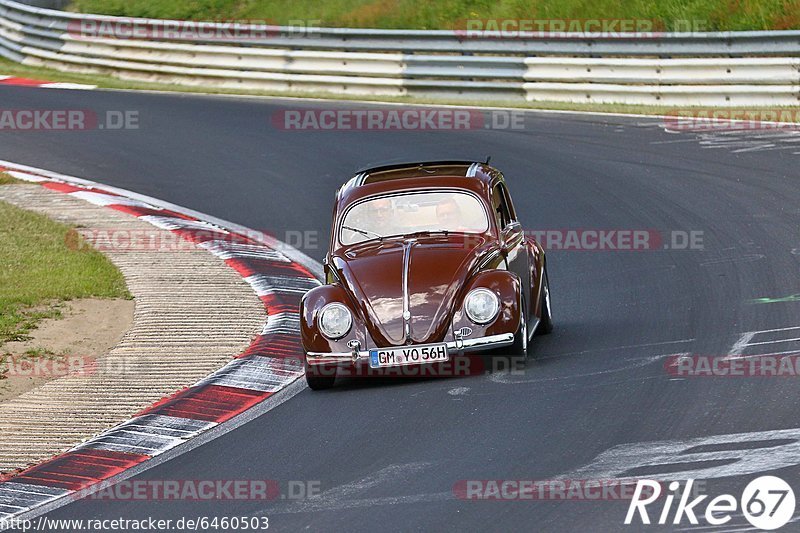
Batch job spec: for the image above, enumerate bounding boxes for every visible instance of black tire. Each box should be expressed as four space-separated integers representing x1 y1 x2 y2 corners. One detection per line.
536 266 553 336
305 360 337 390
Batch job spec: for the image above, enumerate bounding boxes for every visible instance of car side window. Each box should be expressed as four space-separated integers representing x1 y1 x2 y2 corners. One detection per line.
492 183 514 229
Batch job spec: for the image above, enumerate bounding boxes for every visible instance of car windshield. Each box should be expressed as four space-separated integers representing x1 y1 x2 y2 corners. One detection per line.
339 190 489 245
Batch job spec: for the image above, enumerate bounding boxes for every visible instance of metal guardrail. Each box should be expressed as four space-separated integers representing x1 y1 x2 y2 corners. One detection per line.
5 0 800 56
1 0 799 105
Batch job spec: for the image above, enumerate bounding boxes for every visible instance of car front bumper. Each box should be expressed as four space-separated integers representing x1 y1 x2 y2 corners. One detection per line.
305 332 515 366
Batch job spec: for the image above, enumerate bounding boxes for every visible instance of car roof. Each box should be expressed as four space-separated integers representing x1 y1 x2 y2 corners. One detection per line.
336 160 503 208
345 160 496 188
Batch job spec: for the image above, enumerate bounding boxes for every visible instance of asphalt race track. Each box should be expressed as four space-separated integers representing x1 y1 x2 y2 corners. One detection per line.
2 86 800 531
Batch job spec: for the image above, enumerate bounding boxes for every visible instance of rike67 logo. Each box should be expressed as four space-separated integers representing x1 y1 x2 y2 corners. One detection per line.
625 476 795 530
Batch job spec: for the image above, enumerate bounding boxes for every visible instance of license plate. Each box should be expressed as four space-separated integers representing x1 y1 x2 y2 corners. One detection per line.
369 343 449 368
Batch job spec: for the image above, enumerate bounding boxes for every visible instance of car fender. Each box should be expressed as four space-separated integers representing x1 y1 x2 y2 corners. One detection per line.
526 237 547 321
301 284 369 355
450 270 522 339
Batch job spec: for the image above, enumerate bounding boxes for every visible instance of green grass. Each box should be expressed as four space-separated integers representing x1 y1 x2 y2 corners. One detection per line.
0 173 22 185
0 199 130 345
67 0 800 31
1 347 58 363
19 347 57 359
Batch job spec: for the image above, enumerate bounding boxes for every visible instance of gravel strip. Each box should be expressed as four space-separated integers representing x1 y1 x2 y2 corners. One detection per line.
0 185 266 474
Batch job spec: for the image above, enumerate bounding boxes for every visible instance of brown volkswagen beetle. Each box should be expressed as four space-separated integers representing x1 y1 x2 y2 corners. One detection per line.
301 160 552 389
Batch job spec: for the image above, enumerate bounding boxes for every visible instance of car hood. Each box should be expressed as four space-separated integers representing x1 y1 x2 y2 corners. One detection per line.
331 235 496 346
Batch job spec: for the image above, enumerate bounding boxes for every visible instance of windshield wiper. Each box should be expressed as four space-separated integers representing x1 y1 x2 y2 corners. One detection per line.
406 230 450 237
341 225 383 239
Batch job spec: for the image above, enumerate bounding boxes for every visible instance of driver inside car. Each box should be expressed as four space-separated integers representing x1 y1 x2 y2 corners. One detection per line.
367 197 393 236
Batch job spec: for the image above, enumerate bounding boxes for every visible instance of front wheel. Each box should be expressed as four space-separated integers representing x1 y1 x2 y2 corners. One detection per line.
536 267 553 336
304 360 337 390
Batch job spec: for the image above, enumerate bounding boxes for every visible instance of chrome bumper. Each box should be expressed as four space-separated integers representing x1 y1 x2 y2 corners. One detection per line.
305 333 515 366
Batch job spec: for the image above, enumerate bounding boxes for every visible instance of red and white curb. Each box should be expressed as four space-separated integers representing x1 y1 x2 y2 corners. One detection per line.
0 160 320 525
0 75 96 90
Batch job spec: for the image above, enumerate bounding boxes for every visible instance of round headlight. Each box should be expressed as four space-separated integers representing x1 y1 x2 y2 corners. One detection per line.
464 288 500 324
318 302 353 340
